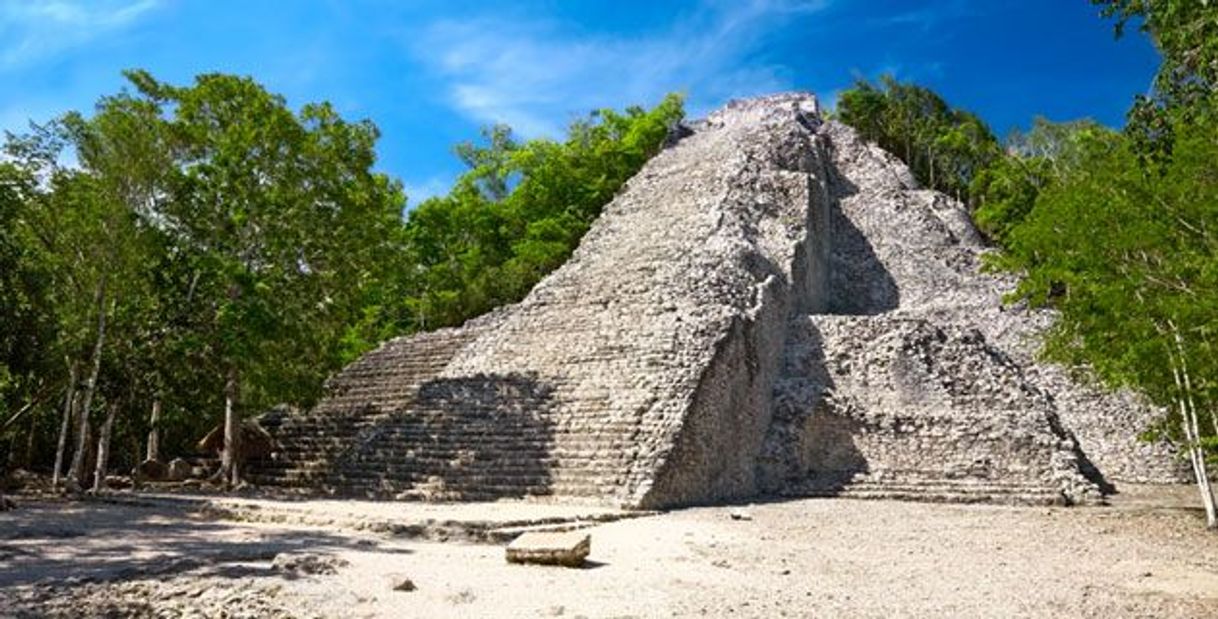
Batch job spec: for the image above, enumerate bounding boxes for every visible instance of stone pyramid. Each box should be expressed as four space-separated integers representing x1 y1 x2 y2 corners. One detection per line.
250 93 1185 509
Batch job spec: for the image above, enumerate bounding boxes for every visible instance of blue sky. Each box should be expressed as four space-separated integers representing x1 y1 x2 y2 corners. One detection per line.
0 0 1159 206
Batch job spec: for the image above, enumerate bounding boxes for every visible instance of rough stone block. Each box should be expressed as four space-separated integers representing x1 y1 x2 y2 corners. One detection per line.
505 531 591 567
135 458 167 481
166 458 192 482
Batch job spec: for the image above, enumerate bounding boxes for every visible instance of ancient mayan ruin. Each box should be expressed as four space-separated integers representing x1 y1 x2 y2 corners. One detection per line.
249 93 1186 509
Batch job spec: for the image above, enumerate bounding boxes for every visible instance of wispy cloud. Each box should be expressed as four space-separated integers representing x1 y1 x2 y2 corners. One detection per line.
873 0 976 31
402 175 452 208
412 0 832 137
0 0 162 70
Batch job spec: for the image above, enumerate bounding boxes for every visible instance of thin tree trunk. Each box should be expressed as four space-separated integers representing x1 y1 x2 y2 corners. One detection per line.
928 147 935 189
67 392 89 488
22 407 36 469
1179 368 1217 530
1169 328 1218 529
52 361 77 490
91 402 118 493
146 398 161 462
221 367 241 488
69 278 108 489
67 392 90 489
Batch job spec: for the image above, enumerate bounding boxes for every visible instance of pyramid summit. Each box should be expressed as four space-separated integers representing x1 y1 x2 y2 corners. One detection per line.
249 93 1184 509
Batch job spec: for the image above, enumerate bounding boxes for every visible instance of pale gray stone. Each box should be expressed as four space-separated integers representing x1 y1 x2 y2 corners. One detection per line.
506 531 591 567
387 575 416 591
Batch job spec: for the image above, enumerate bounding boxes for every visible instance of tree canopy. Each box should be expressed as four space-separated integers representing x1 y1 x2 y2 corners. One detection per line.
0 74 683 487
835 75 1001 202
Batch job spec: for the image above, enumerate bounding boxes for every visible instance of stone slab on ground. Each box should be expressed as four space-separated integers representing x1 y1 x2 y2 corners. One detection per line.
505 530 592 567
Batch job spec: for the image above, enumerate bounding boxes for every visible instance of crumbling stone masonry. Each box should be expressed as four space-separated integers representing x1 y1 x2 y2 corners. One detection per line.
250 94 1186 509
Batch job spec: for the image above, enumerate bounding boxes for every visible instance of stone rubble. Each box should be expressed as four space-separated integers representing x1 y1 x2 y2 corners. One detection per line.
270 553 349 576
754 120 1184 504
387 575 417 592
166 458 192 482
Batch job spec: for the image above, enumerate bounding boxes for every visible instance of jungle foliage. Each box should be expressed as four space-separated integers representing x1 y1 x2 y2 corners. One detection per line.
0 73 682 485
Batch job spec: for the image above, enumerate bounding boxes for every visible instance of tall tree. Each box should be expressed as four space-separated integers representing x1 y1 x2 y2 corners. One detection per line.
1000 112 1218 528
970 118 1110 243
4 118 154 490
117 71 406 486
0 160 56 465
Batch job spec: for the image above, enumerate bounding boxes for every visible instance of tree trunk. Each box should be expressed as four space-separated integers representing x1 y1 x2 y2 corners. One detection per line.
91 402 118 494
146 398 161 462
69 278 108 489
220 368 241 488
928 147 936 189
22 407 36 469
1178 396 1217 529
51 362 77 490
1169 329 1218 529
67 393 90 489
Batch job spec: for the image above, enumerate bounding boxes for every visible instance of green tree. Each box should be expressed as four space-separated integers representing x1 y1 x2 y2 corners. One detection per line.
970 118 1113 243
0 159 57 472
3 114 159 491
835 76 1001 201
356 94 685 340
117 71 406 485
1000 110 1218 528
1094 0 1218 159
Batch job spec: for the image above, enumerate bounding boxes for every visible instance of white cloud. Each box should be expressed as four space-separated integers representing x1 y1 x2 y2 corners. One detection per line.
403 175 453 208
412 0 832 137
0 0 162 69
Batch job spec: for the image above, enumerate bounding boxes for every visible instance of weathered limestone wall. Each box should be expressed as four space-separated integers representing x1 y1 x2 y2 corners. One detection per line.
757 121 1185 504
254 94 835 508
761 316 1102 503
442 94 832 508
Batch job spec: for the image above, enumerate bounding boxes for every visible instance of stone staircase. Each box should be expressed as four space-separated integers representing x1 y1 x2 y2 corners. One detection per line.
787 472 1072 506
248 322 636 502
247 327 484 492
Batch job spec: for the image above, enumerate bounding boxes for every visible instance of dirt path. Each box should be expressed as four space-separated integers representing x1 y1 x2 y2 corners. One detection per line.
2 488 1216 618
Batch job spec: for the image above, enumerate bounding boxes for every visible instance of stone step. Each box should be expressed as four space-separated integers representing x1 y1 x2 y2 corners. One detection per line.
788 477 1067 506
249 320 645 501
805 488 1065 506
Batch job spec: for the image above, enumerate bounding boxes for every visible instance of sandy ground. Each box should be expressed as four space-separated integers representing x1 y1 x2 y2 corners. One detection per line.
2 487 1217 618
